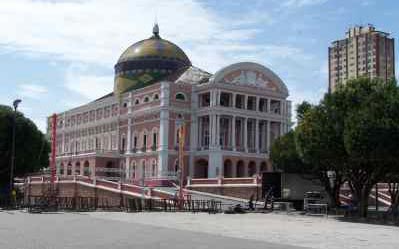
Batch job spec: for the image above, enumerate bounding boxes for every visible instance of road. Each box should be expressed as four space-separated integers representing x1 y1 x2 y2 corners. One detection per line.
0 211 309 249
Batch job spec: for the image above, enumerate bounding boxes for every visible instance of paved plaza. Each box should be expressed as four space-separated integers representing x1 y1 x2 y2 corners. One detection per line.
1 211 398 249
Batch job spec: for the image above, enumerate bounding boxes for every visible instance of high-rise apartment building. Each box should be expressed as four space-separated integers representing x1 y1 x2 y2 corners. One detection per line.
328 25 395 92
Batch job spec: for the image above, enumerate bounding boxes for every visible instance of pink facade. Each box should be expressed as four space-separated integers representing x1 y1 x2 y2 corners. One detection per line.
49 28 291 188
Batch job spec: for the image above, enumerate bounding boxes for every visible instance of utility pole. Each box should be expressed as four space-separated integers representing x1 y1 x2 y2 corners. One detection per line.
177 121 186 209
9 99 21 207
49 114 57 207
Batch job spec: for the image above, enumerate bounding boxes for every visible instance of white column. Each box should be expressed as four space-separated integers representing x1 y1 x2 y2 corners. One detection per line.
125 157 130 181
128 92 132 114
256 96 260 112
255 119 259 153
244 95 248 109
189 118 197 178
232 116 236 151
209 114 214 148
267 99 271 113
267 120 271 152
212 114 217 148
232 93 236 108
61 133 65 154
126 117 132 154
216 115 220 149
158 82 170 176
198 117 202 148
244 117 248 152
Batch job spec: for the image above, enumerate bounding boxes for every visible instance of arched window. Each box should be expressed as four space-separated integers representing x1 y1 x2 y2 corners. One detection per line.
153 94 159 100
133 133 138 151
121 135 126 151
152 129 158 150
134 98 140 105
175 92 186 101
67 162 72 175
131 161 136 179
152 160 157 177
143 96 150 103
142 160 146 178
83 161 90 176
75 162 81 175
175 130 180 149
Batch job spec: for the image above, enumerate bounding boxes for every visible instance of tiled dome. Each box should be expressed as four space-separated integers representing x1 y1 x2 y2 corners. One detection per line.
114 24 191 95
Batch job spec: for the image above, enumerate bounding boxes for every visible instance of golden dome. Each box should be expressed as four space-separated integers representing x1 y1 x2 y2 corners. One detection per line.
114 24 191 95
117 37 190 64
117 23 190 64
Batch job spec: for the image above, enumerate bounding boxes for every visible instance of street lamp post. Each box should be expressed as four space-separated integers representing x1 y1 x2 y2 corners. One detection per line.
9 99 21 207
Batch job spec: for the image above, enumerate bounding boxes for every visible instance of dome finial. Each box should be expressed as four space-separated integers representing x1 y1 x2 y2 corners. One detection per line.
152 21 160 38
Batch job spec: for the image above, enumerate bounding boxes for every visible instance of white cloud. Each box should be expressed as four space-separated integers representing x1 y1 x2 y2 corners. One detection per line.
0 0 292 93
282 0 328 8
0 0 328 131
18 84 48 99
0 0 282 72
0 0 220 67
31 117 47 133
64 66 113 100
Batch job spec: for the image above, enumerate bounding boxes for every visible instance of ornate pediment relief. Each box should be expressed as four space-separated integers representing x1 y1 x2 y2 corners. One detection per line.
221 69 280 92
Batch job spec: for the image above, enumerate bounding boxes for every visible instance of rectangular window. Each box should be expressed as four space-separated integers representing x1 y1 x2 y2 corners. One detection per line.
247 96 256 111
235 94 244 109
199 92 210 107
259 98 268 112
220 92 232 107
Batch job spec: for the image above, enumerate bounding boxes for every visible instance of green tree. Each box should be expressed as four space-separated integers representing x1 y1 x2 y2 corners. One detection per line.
0 105 50 194
296 101 312 123
295 103 346 208
270 130 308 174
342 78 399 218
296 77 399 217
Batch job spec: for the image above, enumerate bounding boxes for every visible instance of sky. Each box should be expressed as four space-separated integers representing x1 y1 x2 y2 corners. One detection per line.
0 0 398 132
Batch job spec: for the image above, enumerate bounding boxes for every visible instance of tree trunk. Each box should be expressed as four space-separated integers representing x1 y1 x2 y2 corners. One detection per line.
388 183 399 219
359 190 370 218
327 184 341 208
352 183 372 218
321 175 342 208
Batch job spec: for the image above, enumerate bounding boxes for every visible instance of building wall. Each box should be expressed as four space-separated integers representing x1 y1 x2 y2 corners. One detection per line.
50 62 291 185
329 25 395 92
